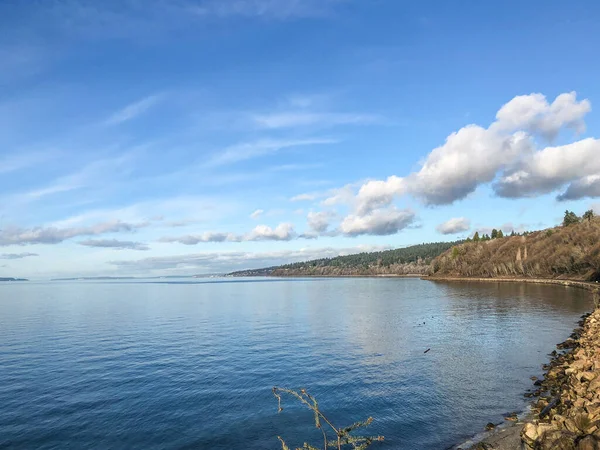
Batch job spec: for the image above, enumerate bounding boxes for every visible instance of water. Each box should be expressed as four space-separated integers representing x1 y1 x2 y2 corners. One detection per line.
0 278 592 450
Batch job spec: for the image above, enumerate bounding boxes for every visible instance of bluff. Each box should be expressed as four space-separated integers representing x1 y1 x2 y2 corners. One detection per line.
431 218 600 281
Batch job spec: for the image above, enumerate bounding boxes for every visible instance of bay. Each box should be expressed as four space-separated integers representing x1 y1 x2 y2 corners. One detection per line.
0 278 592 449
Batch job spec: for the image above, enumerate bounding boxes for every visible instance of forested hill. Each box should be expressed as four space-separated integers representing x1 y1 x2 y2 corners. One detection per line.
228 241 462 277
431 211 600 281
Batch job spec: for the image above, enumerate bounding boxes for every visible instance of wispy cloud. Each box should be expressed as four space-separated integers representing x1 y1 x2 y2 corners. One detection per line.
79 239 149 251
252 112 380 129
159 222 297 245
204 138 337 167
0 151 57 175
250 209 264 219
105 94 163 125
0 220 149 246
187 0 345 20
0 252 39 260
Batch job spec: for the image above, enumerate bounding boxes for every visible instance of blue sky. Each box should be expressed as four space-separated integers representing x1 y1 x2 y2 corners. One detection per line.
2 0 600 278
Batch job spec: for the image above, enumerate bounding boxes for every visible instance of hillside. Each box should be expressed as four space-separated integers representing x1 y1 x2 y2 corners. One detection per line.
431 216 600 281
229 241 461 277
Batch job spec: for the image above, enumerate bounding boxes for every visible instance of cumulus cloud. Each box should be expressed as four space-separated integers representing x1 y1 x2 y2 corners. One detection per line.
436 217 471 235
494 91 590 139
250 209 264 219
558 175 600 201
79 239 150 251
306 211 335 233
494 138 600 199
0 220 149 246
0 252 38 260
355 176 405 214
340 207 415 236
247 223 296 241
303 91 596 208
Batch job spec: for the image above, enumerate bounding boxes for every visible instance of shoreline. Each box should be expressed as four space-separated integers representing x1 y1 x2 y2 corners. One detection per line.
429 277 599 449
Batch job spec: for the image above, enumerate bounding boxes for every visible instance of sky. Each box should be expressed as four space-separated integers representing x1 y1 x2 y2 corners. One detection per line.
2 0 600 278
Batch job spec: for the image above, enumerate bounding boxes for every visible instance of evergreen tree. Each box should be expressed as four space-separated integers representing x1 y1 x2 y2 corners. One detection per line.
510 230 516 237
583 210 595 222
491 229 498 239
498 230 504 238
563 210 580 227
473 231 480 242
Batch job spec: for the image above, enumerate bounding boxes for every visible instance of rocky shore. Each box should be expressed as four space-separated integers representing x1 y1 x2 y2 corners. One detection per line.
440 278 600 450
518 306 600 449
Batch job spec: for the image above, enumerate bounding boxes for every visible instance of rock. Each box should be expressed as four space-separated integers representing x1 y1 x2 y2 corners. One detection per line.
522 422 539 443
581 372 597 382
578 435 600 450
535 379 544 386
485 422 495 431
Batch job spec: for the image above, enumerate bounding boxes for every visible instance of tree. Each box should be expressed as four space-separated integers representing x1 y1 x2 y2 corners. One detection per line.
563 210 580 227
498 230 504 238
510 230 516 237
473 231 480 242
483 233 491 240
583 210 595 222
491 229 498 239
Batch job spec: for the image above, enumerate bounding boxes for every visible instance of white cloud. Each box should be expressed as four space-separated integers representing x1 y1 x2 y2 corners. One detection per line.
494 91 590 140
247 223 296 241
340 207 415 236
159 222 296 245
105 94 162 125
79 239 150 251
321 184 357 207
250 209 264 219
558 175 600 201
355 175 405 214
204 138 336 167
495 138 600 199
291 192 321 202
408 127 533 205
0 220 148 246
325 92 596 207
306 211 335 233
436 217 470 235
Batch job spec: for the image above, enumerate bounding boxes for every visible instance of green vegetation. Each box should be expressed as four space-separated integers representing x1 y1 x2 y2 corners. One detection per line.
273 387 383 450
563 210 581 227
228 241 461 277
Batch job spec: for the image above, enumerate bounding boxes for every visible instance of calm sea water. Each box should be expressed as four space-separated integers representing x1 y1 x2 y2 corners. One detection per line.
0 278 592 449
